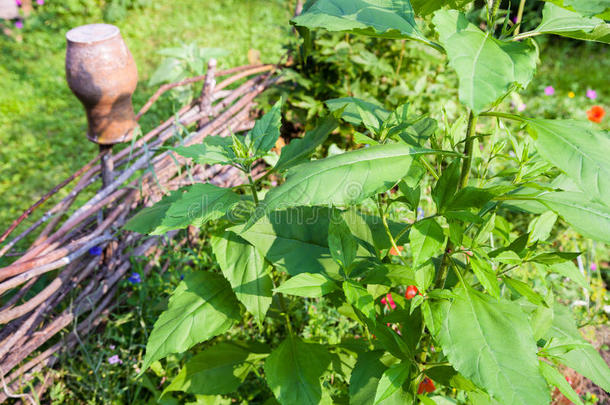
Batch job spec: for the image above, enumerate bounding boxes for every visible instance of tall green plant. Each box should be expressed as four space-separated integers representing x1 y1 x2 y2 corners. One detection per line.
126 1 610 403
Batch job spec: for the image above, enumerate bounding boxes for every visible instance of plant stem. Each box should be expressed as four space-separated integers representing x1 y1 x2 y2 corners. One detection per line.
434 110 476 289
377 195 407 266
419 157 440 180
514 0 526 35
459 111 478 189
278 293 294 336
247 174 259 204
479 111 526 121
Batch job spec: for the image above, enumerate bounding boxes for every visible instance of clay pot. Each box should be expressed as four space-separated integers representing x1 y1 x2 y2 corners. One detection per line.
66 24 138 145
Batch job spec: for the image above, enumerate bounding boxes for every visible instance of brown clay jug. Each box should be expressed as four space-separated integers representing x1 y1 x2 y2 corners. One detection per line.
66 23 138 145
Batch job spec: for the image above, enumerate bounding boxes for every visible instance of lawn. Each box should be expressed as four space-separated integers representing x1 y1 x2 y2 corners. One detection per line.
0 0 291 236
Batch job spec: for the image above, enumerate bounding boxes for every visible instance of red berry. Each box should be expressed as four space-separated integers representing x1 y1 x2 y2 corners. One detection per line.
405 285 418 299
417 377 435 394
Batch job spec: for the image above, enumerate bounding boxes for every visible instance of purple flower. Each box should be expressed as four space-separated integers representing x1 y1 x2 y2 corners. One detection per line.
417 207 425 220
128 272 141 284
517 103 527 112
14 20 23 29
590 263 597 271
15 0 22 6
544 86 555 96
36 0 44 4
89 246 103 256
180 274 184 280
586 89 597 100
108 355 122 365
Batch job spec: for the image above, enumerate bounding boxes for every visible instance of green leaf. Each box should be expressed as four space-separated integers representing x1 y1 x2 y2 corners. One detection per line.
275 116 338 171
164 342 266 395
547 261 589 290
432 10 538 113
274 273 338 298
527 211 557 244
325 97 390 126
236 207 406 276
410 218 445 266
328 212 359 269
125 184 241 235
546 304 610 392
425 365 478 391
373 362 410 404
544 0 610 17
173 136 235 165
236 207 337 276
470 256 500 298
526 119 610 204
411 0 474 16
503 277 545 306
438 286 550 405
432 160 460 212
211 232 273 321
292 0 428 43
142 272 241 371
124 191 182 235
350 351 413 405
538 362 584 405
246 99 282 155
350 351 388 405
447 187 496 211
344 280 377 322
264 336 332 405
474 213 495 246
536 192 610 244
251 144 445 225
533 3 610 43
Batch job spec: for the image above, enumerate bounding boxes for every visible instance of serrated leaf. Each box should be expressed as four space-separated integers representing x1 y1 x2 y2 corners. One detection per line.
275 116 338 171
236 207 406 276
325 97 390 126
536 191 610 244
503 277 545 306
432 10 538 113
546 303 610 392
533 3 610 43
126 184 241 235
173 136 235 166
410 218 445 266
527 211 557 243
274 273 338 297
544 0 610 17
264 336 332 405
539 362 584 405
246 100 282 155
438 286 550 405
211 232 273 321
526 119 610 204
548 261 589 290
411 0 474 16
292 0 429 43
250 144 447 226
142 272 241 371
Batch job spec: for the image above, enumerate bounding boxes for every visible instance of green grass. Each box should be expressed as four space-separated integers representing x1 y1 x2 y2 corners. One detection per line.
0 0 292 241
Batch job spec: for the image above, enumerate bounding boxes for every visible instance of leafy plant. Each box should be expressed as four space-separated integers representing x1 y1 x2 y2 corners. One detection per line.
126 1 610 404
148 43 228 104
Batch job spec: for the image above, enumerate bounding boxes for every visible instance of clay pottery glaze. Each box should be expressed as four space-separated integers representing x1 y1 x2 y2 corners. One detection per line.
66 24 138 145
